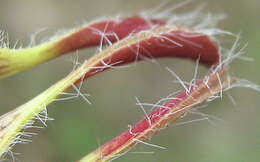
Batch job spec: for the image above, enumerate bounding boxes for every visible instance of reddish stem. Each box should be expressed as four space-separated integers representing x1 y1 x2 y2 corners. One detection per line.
54 16 165 55
74 26 219 85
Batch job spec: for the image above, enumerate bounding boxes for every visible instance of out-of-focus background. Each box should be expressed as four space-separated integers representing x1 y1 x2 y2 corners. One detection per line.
0 0 259 161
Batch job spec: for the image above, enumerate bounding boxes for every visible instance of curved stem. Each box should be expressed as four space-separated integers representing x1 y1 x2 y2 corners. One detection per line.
0 16 164 79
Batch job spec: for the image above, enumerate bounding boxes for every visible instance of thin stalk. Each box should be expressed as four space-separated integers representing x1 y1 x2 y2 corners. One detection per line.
79 67 230 162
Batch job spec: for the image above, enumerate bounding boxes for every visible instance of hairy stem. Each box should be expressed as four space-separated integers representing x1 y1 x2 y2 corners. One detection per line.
79 67 231 162
0 16 164 79
0 25 219 157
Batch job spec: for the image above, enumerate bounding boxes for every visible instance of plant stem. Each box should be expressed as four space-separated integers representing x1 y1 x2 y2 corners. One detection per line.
79 67 231 162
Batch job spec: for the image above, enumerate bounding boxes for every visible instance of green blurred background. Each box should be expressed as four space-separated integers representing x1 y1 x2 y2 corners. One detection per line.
0 0 259 161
